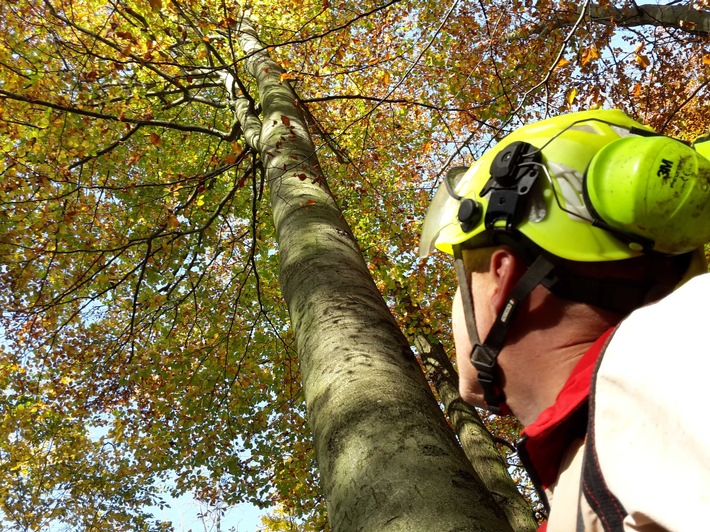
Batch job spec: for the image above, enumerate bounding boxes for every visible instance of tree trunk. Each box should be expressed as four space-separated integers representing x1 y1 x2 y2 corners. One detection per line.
232 17 516 531
416 336 537 531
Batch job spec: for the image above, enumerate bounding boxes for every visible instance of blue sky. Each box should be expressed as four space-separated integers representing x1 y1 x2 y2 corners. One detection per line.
149 497 267 531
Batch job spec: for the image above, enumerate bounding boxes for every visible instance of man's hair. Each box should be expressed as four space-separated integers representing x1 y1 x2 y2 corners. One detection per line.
461 247 498 274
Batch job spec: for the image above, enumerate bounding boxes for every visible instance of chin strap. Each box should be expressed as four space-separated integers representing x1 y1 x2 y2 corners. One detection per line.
454 245 555 415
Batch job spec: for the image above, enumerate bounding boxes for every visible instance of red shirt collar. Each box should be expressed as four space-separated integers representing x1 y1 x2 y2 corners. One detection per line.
518 328 614 489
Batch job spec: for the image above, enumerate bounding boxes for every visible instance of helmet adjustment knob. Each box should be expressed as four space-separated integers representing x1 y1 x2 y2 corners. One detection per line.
458 198 482 232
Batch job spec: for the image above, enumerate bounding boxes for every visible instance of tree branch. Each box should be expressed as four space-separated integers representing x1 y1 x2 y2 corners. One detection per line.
588 3 710 36
0 88 233 139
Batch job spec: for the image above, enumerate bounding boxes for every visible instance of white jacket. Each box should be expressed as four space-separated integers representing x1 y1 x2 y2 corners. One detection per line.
520 273 710 531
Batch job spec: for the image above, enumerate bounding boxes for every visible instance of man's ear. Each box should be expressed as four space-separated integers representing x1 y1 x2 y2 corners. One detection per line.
488 248 525 314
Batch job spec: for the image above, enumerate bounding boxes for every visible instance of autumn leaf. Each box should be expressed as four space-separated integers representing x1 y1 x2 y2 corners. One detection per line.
148 0 162 11
636 53 651 68
149 133 162 146
281 115 291 126
222 153 238 165
554 57 570 71
703 54 710 66
230 141 243 155
581 46 599 66
566 87 578 105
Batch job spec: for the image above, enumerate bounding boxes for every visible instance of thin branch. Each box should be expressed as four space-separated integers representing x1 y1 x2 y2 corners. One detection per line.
0 88 232 139
227 0 404 61
69 124 142 169
43 0 186 91
507 0 592 119
301 94 495 114
661 78 710 132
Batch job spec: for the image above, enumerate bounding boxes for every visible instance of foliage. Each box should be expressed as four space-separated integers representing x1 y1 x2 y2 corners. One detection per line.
0 0 708 528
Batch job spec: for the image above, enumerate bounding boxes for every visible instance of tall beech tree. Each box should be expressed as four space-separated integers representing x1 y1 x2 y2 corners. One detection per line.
0 1 708 530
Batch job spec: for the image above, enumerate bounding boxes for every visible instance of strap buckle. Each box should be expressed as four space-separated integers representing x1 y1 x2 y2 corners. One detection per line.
471 343 506 414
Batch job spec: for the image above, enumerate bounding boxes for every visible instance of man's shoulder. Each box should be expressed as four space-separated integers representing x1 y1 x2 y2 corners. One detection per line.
589 271 710 531
618 271 710 336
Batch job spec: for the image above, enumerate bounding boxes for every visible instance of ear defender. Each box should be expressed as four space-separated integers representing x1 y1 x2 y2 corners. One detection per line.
584 135 710 255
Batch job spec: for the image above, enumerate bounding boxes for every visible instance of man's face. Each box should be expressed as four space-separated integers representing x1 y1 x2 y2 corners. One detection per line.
451 274 497 409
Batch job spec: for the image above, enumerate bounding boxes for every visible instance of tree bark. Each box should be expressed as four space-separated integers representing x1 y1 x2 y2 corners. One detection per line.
232 16 516 532
416 335 537 532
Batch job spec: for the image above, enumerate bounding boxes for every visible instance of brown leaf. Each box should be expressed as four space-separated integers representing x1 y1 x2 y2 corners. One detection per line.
149 133 162 146
281 115 291 126
230 142 243 156
148 0 162 11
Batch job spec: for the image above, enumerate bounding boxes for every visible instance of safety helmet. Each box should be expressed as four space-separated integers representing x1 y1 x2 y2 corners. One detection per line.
420 109 710 415
420 109 710 262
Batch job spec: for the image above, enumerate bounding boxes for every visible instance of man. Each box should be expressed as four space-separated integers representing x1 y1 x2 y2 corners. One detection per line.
419 109 710 531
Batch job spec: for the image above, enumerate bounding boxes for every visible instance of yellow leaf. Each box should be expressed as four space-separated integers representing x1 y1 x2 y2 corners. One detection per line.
635 54 650 68
703 54 710 66
581 46 599 66
196 195 205 207
554 58 570 71
566 87 578 105
633 82 642 98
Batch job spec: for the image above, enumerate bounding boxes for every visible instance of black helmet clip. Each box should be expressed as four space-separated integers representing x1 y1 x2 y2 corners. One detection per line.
481 141 541 230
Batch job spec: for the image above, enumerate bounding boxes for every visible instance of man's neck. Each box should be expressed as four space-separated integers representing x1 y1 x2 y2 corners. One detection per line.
502 304 619 426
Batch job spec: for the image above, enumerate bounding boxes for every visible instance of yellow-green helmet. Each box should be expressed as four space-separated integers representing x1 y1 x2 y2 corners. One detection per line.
420 109 710 261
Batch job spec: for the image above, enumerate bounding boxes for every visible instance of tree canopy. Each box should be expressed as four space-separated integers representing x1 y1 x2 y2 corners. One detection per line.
1 0 708 529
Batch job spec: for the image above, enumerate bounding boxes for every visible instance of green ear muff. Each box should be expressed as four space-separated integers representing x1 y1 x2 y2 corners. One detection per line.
585 136 710 255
